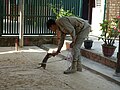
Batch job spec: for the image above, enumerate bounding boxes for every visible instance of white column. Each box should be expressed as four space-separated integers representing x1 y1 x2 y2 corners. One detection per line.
19 0 24 47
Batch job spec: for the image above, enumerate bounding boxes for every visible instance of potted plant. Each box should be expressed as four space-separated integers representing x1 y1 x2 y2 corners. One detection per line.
98 16 120 57
84 35 93 49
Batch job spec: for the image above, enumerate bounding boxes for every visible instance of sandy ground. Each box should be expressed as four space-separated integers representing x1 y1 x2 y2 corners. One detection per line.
0 46 120 90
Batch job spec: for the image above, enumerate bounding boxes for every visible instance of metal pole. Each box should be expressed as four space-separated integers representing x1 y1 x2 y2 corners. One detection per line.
103 0 106 20
19 0 24 47
115 6 120 74
115 35 120 73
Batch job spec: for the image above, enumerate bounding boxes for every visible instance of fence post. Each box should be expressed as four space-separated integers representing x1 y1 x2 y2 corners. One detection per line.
0 0 3 36
19 0 24 47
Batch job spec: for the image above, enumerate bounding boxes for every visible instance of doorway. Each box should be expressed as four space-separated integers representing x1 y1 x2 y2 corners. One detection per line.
81 0 95 24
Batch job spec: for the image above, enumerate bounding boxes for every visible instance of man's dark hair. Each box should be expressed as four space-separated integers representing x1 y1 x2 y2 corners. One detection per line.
47 19 56 29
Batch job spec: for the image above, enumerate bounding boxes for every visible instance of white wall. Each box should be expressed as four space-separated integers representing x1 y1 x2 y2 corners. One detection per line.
90 0 105 36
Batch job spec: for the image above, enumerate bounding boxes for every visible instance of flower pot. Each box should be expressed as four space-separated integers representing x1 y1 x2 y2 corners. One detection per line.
84 40 93 49
102 44 116 57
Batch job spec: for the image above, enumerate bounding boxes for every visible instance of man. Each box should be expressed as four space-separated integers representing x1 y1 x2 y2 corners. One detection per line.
47 16 91 74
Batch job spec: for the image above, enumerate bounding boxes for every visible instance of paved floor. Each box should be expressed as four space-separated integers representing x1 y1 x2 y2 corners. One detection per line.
0 46 120 90
41 43 120 85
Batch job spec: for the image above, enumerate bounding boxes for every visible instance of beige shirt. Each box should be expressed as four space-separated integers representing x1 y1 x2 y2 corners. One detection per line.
56 16 90 52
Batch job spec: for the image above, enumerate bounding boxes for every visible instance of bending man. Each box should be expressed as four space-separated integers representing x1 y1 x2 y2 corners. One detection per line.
47 16 91 74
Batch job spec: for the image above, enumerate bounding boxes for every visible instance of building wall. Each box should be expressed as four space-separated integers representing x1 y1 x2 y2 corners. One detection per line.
106 0 120 20
0 36 55 47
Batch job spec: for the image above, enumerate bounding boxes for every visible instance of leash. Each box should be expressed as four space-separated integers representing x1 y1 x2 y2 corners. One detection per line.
38 58 65 65
38 49 73 69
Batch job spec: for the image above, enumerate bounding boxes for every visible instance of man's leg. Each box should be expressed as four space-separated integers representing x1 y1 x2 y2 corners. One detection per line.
64 26 90 74
75 26 91 71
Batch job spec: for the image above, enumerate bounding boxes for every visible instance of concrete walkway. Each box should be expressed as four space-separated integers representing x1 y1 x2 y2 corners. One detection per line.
41 43 120 85
0 46 120 90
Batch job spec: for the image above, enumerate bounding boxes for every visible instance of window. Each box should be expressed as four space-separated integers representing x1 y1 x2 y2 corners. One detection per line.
95 0 101 7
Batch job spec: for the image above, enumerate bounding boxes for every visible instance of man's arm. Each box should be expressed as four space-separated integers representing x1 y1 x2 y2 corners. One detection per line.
57 33 66 53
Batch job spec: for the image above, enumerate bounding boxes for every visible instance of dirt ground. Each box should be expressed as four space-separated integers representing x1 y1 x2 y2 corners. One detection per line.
0 46 120 90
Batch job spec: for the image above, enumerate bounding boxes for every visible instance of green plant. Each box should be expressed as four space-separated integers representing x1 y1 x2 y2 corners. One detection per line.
98 16 120 46
48 2 74 19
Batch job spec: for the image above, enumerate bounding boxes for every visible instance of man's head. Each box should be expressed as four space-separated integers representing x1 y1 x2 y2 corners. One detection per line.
47 19 57 32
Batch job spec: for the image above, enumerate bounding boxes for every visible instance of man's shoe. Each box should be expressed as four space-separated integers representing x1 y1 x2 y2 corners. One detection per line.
77 61 82 72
